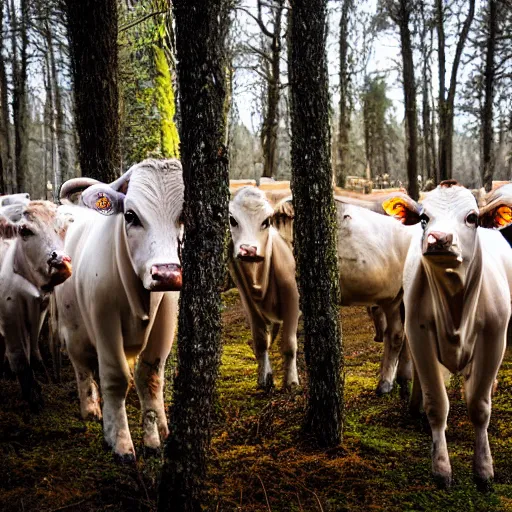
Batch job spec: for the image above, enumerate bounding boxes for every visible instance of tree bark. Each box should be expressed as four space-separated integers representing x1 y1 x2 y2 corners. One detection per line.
336 0 353 188
0 0 12 194
437 0 475 181
392 0 419 200
158 0 230 510
481 0 497 192
65 0 120 182
288 0 343 447
10 0 29 193
260 0 284 179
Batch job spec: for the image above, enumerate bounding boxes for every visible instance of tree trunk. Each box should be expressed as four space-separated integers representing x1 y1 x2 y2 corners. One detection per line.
394 0 419 200
437 0 475 181
0 0 12 194
336 0 352 188
158 0 230 510
10 0 29 193
45 17 69 197
481 0 497 192
288 0 343 447
261 0 284 179
43 57 54 198
65 0 120 182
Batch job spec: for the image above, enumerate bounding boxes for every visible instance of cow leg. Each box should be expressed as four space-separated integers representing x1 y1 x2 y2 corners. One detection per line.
464 331 505 488
135 293 177 454
98 352 135 462
396 339 412 399
367 306 386 343
279 317 299 389
67 338 101 421
410 331 451 487
409 361 423 417
251 316 273 390
376 299 404 395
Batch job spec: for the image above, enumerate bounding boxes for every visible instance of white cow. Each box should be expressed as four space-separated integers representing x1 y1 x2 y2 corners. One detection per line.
386 181 512 488
0 201 72 410
228 187 299 390
273 195 420 395
55 159 184 462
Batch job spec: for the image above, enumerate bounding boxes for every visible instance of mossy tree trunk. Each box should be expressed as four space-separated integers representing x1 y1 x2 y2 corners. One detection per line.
158 0 230 510
65 0 120 182
288 0 344 447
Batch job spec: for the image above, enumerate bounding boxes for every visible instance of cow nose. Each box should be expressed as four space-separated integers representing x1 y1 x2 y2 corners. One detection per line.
426 231 453 251
238 244 258 258
48 251 72 267
151 263 182 291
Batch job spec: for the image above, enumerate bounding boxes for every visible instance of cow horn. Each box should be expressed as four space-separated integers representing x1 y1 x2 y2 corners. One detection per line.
60 178 101 205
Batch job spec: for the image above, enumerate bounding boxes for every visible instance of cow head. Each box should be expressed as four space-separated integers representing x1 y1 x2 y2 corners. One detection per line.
0 193 30 207
0 201 73 291
61 159 184 292
383 182 482 270
229 187 274 262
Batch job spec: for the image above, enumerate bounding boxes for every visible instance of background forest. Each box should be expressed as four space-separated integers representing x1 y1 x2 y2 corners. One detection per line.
0 0 511 199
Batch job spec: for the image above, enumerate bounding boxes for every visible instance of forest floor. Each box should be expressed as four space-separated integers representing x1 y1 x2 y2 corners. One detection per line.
2 289 512 511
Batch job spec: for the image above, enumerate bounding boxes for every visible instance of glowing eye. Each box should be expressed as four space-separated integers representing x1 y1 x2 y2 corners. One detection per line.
261 217 271 229
124 210 140 226
229 215 238 228
466 212 478 227
419 213 430 229
20 226 34 238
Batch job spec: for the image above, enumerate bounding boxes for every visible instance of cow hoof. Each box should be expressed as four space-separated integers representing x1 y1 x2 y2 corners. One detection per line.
283 381 299 392
113 452 136 465
142 445 162 459
433 473 452 489
373 336 383 343
474 475 494 493
376 381 393 396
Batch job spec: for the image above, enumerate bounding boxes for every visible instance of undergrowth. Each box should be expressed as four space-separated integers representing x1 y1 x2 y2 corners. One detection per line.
1 289 512 511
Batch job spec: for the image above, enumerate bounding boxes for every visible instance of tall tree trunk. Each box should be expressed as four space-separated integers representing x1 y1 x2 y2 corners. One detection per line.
10 0 29 193
437 0 475 181
43 57 55 199
394 0 419 200
336 0 353 188
288 0 343 447
45 17 69 196
261 0 284 179
158 0 230 510
481 0 497 192
0 0 12 194
65 0 120 182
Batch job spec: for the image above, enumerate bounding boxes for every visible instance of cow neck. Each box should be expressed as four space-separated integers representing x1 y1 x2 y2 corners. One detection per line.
422 236 483 366
12 239 43 292
115 214 150 320
238 228 274 303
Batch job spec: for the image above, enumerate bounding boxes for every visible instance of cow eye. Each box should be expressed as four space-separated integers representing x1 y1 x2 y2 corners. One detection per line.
261 217 271 229
466 212 478 227
229 215 238 228
124 210 141 226
19 225 34 238
419 213 430 230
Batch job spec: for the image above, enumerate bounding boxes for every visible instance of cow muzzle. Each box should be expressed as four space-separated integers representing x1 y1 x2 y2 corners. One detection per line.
237 244 264 263
149 263 182 291
47 252 73 287
422 231 461 263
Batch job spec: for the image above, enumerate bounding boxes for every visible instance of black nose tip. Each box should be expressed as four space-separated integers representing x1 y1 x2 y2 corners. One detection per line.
51 251 57 260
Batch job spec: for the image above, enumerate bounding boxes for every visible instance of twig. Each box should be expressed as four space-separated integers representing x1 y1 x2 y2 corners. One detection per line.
50 499 88 512
119 10 167 33
297 492 304 512
256 473 272 512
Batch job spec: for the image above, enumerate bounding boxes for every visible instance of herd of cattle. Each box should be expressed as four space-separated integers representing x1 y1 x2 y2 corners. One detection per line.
1 158 512 488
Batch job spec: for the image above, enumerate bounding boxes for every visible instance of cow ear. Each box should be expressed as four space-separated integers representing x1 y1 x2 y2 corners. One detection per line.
479 204 512 229
81 184 125 216
382 197 421 225
0 204 26 238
